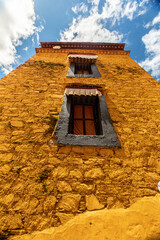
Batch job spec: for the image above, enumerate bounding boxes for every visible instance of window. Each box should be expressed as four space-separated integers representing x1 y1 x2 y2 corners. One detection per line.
68 95 102 135
67 54 101 78
53 87 120 147
75 63 92 75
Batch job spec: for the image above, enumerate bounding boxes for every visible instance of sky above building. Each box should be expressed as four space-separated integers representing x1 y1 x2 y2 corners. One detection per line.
0 0 160 81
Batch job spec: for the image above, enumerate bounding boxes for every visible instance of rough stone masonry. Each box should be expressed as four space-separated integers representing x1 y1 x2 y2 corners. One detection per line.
0 43 160 236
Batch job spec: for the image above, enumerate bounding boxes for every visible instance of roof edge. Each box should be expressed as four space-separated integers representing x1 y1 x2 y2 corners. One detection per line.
39 42 125 51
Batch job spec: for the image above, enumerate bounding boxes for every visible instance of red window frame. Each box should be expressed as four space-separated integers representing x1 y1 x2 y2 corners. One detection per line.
68 95 102 135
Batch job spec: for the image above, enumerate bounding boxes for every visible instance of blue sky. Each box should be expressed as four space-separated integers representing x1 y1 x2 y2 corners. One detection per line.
0 0 160 81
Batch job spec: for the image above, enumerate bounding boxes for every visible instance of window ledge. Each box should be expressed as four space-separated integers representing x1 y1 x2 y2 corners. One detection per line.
54 134 120 147
68 74 94 78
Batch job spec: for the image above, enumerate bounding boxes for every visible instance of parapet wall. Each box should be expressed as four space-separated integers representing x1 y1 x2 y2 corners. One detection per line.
0 48 160 235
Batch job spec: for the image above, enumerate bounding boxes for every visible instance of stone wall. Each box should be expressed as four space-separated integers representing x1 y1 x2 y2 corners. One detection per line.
0 48 160 236
9 194 160 240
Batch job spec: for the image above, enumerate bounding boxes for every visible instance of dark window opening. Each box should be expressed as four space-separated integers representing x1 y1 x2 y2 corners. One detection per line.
67 62 101 78
68 95 102 135
75 63 92 75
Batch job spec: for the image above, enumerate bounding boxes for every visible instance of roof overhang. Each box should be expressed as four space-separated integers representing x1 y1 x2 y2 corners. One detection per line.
40 42 125 51
64 87 102 97
68 54 98 63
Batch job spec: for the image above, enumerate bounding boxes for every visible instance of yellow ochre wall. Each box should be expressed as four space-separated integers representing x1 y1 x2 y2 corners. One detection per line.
0 48 160 235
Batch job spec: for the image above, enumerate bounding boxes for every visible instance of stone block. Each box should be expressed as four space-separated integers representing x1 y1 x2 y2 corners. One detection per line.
86 194 104 211
0 164 11 174
0 193 14 208
108 169 125 180
57 181 72 192
69 169 83 180
107 197 114 208
71 182 93 194
58 146 71 154
0 214 23 230
26 198 39 214
12 130 25 136
84 168 104 180
48 156 61 165
84 158 105 166
13 200 28 211
52 167 69 179
64 156 83 165
56 213 74 224
43 196 57 212
99 148 114 157
11 121 24 127
32 128 45 133
0 144 10 151
0 153 13 162
57 193 81 212
0 135 7 141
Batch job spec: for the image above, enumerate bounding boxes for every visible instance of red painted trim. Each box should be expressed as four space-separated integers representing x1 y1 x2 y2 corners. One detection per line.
39 42 125 51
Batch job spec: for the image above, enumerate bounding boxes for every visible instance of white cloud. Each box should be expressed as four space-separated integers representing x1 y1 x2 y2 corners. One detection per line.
121 1 138 20
72 3 88 14
0 0 43 75
101 0 148 24
23 46 29 51
139 11 160 80
60 15 123 42
139 28 160 80
139 0 149 7
1 65 13 75
60 0 149 42
152 12 160 25
87 0 100 6
145 11 160 28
